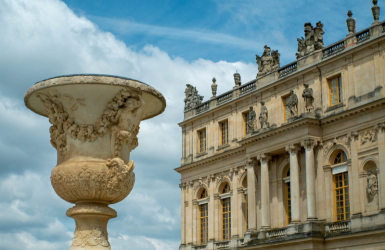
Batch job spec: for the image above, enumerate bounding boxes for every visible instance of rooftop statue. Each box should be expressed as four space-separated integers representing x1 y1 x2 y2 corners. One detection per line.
233 72 241 87
211 77 218 98
184 84 204 110
296 22 325 59
256 45 280 77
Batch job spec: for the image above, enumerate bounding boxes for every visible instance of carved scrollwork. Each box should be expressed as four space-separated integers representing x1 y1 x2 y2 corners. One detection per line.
72 220 110 248
51 158 135 204
37 88 144 158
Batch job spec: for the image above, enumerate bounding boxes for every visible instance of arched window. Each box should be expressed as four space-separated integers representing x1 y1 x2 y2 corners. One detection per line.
285 168 291 225
221 183 231 240
199 189 208 244
332 150 350 221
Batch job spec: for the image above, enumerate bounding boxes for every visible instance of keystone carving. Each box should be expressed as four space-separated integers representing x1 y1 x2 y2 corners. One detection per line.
184 84 203 110
296 21 325 59
256 45 280 77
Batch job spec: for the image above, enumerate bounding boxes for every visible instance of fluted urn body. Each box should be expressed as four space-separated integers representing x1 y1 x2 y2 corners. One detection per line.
24 75 166 249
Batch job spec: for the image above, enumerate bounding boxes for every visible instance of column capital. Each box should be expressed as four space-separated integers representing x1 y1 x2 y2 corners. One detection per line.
245 157 257 167
285 144 300 154
301 139 317 149
257 154 272 164
348 131 360 141
179 182 187 190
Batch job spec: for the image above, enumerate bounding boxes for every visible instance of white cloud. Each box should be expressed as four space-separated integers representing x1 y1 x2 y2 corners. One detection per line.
0 0 258 249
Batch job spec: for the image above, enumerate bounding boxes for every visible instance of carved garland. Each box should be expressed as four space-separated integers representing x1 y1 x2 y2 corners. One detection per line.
37 88 143 157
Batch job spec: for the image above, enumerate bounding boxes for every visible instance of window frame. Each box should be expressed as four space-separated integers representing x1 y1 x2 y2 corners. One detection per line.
328 75 343 107
332 150 350 222
199 203 208 244
198 128 207 153
219 120 229 145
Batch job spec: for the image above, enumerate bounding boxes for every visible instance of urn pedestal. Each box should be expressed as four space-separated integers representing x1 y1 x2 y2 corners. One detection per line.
24 75 166 249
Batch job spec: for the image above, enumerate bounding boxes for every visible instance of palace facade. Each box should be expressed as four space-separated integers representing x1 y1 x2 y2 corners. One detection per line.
176 3 385 250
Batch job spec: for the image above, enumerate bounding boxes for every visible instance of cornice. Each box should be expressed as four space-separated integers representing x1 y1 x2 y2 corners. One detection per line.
174 147 246 174
238 118 320 146
320 98 385 126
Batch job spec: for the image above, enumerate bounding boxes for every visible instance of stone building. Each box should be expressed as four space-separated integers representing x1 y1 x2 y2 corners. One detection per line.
175 3 385 250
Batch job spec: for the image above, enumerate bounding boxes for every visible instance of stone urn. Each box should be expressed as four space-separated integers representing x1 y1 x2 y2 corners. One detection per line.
24 75 166 250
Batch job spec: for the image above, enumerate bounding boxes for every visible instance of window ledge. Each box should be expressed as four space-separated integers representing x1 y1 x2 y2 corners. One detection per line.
196 152 208 158
217 144 230 151
325 103 345 112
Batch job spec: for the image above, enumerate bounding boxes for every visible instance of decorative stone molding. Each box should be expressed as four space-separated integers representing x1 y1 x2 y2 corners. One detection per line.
215 171 232 192
193 177 210 197
257 154 272 164
51 158 135 204
192 199 199 206
285 144 300 154
66 205 117 218
185 201 189 207
360 125 380 145
245 157 257 167
301 139 317 149
214 194 220 200
323 165 332 172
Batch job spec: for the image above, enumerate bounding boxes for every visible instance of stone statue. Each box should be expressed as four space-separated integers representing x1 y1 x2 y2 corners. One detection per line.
285 90 298 117
211 77 218 97
256 45 280 77
302 84 314 112
247 107 256 134
372 0 380 23
259 101 270 129
367 170 378 204
346 11 356 35
184 84 204 110
234 72 241 86
296 21 325 59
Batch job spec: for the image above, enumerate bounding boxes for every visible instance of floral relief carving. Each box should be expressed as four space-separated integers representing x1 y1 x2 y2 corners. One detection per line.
360 126 380 145
51 158 135 204
37 88 145 158
72 220 110 248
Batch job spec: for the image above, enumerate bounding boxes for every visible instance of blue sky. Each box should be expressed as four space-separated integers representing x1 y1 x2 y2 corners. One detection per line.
0 0 382 249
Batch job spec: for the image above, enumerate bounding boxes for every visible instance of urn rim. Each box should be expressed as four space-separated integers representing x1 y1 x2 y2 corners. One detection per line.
24 74 166 121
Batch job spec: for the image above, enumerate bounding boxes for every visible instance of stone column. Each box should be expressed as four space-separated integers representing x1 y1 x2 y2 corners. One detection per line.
187 181 194 245
231 168 239 239
301 139 318 220
237 187 245 237
214 194 221 240
348 132 362 216
257 154 272 229
323 165 334 221
208 175 215 242
285 144 301 223
378 124 385 211
180 183 187 245
192 199 198 245
246 158 257 231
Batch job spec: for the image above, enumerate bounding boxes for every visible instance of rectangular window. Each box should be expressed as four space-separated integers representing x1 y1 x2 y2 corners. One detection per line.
198 129 206 153
286 183 291 225
283 96 292 123
334 172 350 221
330 76 342 106
243 112 250 136
222 198 231 240
200 203 208 244
220 120 229 145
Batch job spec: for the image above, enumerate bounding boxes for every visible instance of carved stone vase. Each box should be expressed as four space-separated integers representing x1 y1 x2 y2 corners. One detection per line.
24 75 166 250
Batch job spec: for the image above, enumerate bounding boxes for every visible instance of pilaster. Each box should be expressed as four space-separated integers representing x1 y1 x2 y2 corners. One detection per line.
323 165 334 221
208 175 216 241
378 124 385 211
285 144 301 223
349 131 362 216
257 154 272 230
231 167 239 238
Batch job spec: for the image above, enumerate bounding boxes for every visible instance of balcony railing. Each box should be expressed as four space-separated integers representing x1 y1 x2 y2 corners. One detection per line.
278 62 297 78
325 220 351 235
266 228 286 239
356 29 370 43
215 241 230 249
196 102 210 114
240 81 256 95
217 92 232 105
323 40 345 58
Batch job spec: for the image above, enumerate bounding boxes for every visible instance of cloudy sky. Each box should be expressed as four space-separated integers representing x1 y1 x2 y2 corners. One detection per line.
0 0 379 249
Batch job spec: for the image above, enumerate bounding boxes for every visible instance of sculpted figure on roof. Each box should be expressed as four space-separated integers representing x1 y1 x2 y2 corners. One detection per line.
296 21 325 59
184 84 204 110
256 45 280 77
